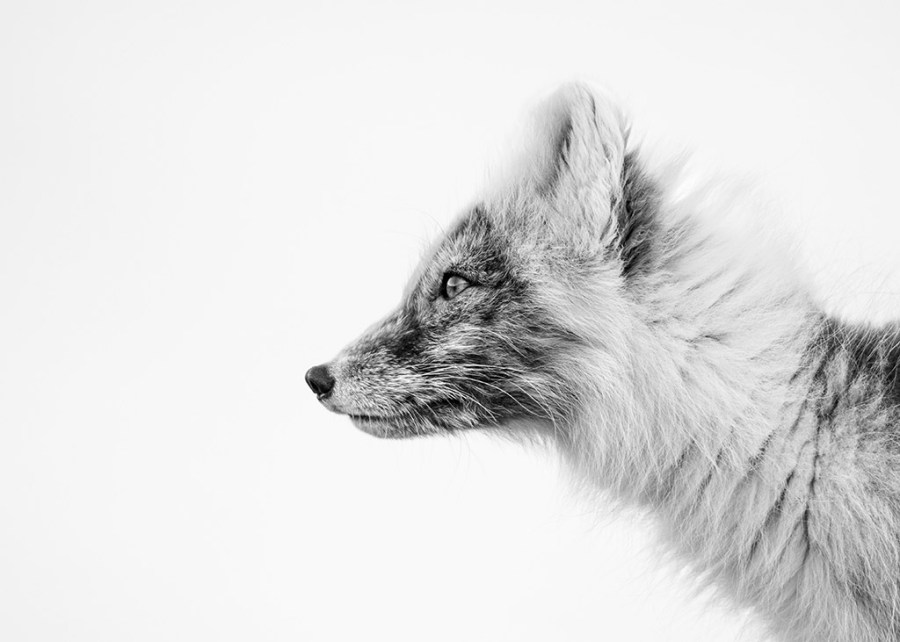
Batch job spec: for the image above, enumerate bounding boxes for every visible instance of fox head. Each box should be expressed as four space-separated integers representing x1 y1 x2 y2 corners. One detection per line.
306 83 662 442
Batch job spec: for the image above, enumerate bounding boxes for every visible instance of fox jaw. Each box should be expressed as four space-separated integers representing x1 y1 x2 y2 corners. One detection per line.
306 84 652 443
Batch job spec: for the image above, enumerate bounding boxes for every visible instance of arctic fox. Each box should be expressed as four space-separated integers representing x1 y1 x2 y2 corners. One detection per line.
306 83 900 642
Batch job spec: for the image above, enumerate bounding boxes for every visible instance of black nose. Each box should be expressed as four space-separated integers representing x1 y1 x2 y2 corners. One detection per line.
305 364 335 397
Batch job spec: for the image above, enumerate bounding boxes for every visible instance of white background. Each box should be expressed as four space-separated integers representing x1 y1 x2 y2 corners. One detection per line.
2 1 900 641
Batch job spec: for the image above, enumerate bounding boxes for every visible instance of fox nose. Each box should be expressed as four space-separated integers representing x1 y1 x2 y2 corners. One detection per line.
305 364 335 397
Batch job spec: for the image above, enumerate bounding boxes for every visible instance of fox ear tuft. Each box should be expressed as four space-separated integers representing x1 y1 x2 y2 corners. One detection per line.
527 82 629 248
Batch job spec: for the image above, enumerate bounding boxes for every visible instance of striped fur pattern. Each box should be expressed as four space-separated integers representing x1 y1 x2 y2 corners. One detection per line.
313 83 900 641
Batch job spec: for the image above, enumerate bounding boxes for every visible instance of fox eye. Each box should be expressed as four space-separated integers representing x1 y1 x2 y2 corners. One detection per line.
440 274 471 300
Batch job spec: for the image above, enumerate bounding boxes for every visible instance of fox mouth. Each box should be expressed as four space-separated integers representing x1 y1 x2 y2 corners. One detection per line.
325 396 479 438
345 398 465 424
345 402 469 438
348 413 395 423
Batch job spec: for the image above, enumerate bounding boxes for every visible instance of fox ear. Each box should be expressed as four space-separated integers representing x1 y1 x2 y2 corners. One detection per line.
526 83 628 249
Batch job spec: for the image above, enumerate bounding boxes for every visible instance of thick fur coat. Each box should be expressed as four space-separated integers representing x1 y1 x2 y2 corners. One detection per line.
307 83 900 641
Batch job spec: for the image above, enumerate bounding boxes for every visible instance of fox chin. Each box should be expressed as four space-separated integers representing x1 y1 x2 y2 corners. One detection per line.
306 83 900 642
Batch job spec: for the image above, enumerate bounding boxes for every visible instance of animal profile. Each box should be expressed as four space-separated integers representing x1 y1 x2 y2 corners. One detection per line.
307 83 900 642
